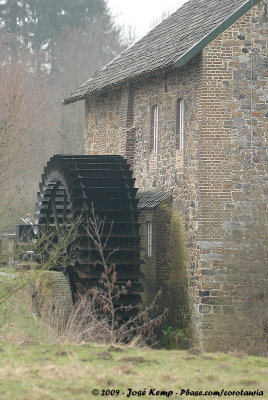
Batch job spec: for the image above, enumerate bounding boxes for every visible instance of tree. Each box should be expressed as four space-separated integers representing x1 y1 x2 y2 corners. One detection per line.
48 16 127 154
0 219 79 310
0 0 111 63
0 43 45 185
0 1 130 230
0 39 48 231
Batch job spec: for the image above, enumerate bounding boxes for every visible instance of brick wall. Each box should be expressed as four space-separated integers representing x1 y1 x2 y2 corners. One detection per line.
196 1 267 349
85 89 121 155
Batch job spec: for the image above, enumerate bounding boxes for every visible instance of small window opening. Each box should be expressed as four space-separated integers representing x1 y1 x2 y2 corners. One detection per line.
176 99 184 150
147 221 152 257
151 105 159 154
126 85 134 128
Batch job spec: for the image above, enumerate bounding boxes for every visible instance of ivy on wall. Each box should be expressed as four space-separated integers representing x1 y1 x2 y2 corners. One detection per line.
140 203 193 346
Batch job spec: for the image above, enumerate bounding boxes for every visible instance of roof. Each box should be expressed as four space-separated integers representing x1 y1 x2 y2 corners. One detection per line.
64 0 259 104
137 191 172 210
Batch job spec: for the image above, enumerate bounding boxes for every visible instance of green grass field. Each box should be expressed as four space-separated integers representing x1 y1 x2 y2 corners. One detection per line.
0 271 267 400
0 342 267 400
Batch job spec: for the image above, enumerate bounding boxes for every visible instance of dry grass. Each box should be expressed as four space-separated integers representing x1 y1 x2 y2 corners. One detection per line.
0 286 111 345
37 293 111 344
1 280 161 347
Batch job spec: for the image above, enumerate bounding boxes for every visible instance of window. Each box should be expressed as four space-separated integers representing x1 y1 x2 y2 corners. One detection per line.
126 85 134 128
176 99 184 150
147 221 152 257
151 105 159 154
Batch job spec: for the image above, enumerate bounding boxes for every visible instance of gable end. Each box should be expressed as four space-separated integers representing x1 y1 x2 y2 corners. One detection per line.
174 0 260 68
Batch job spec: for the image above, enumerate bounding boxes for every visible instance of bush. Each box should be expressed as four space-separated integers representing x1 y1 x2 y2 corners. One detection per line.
215 314 268 357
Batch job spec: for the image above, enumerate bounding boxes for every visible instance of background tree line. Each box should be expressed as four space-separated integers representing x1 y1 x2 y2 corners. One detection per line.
0 0 132 231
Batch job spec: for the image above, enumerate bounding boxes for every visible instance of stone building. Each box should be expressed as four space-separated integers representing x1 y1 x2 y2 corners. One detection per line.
64 0 268 349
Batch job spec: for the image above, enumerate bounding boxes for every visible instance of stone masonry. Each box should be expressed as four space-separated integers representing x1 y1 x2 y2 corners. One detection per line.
82 2 267 349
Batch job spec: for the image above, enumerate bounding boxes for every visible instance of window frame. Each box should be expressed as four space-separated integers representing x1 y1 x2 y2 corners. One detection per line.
151 105 159 154
176 98 185 150
147 221 153 257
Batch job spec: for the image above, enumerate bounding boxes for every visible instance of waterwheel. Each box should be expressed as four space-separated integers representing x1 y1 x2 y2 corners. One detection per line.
35 154 142 311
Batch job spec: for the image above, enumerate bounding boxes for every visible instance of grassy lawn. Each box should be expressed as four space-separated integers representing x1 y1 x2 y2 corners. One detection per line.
0 342 267 400
0 271 267 400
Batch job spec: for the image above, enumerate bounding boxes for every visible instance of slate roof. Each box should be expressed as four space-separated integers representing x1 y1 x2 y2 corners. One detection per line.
64 0 258 104
137 191 172 210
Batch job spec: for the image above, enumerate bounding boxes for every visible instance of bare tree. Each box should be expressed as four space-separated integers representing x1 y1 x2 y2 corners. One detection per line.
0 40 50 231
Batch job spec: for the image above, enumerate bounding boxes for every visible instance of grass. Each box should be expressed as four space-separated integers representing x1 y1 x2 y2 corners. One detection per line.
0 343 267 400
0 271 267 400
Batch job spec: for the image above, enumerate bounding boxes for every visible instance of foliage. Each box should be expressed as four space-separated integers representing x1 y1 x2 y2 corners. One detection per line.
1 208 167 347
0 0 109 54
0 220 79 306
161 325 187 349
214 315 268 357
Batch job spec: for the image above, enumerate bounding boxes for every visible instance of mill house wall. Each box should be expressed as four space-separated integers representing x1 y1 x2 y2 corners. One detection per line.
84 2 267 349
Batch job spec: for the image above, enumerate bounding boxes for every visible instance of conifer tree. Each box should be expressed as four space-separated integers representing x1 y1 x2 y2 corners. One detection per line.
0 0 109 53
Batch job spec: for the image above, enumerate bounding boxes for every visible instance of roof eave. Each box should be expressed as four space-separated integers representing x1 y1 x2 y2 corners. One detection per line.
63 65 174 105
63 96 83 105
174 0 260 68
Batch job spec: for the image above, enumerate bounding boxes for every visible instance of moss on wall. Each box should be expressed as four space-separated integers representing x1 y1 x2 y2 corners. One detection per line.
32 271 73 321
156 205 190 333
140 203 192 343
